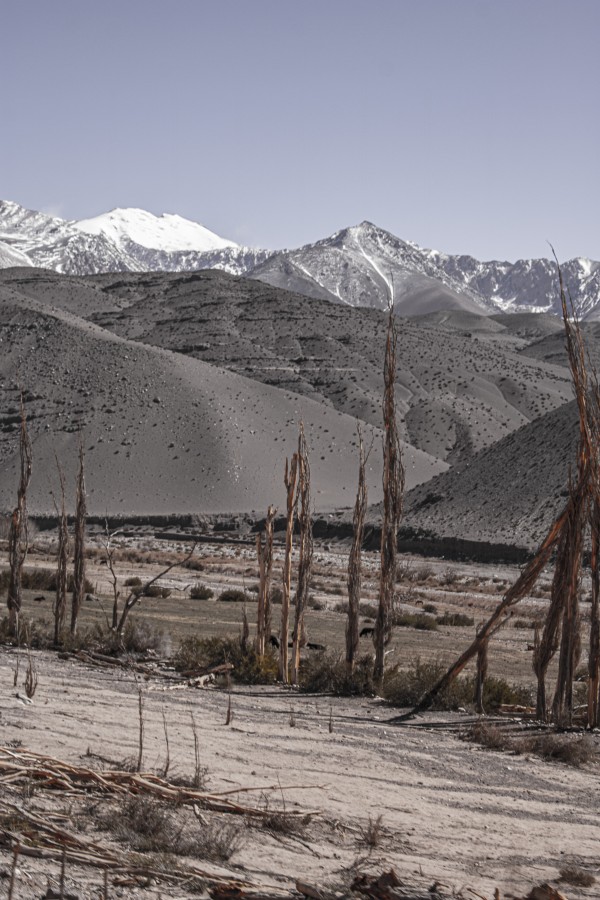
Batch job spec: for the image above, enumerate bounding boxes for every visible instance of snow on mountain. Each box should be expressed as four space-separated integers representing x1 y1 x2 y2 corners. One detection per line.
250 221 600 318
74 208 238 253
0 200 598 318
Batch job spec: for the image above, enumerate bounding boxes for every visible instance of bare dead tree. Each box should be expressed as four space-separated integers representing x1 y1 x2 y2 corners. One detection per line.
70 437 87 636
292 424 313 685
255 504 276 656
346 424 369 676
100 523 122 630
474 625 488 714
52 457 69 646
405 257 596 722
279 453 298 683
116 544 197 635
374 303 405 684
7 397 32 637
589 500 600 727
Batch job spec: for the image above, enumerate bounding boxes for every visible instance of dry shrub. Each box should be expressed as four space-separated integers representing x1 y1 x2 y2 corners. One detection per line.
358 814 384 849
512 618 534 629
217 588 252 603
436 612 475 627
423 603 438 614
391 611 438 631
101 796 244 861
175 636 278 684
414 564 434 583
63 619 168 657
465 725 597 768
124 576 142 587
462 721 513 752
270 587 283 605
0 568 93 594
359 602 378 618
558 865 596 887
308 596 326 611
300 652 376 696
190 583 214 600
382 659 532 712
517 733 597 767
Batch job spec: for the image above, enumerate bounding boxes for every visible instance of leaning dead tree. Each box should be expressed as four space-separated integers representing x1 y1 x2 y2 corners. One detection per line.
70 438 87 636
374 303 405 684
292 424 313 685
116 544 197 635
255 504 276 656
346 424 369 676
52 457 69 646
7 398 32 637
279 453 299 683
406 259 600 726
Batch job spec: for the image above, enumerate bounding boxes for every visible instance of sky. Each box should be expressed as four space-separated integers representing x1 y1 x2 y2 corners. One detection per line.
1 0 598 261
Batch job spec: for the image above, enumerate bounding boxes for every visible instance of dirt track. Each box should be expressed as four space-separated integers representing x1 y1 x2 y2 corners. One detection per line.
1 645 598 900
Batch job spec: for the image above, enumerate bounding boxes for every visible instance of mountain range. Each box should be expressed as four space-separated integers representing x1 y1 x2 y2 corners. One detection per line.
1 200 598 318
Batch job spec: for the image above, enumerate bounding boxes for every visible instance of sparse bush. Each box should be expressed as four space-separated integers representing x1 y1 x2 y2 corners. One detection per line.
182 557 205 572
308 596 326 611
462 721 513 752
0 568 93 594
440 566 459 585
512 618 534 629
334 600 349 614
217 588 251 603
396 560 415 582
141 584 171 599
423 603 437 615
559 866 596 887
516 733 597 767
300 653 376 696
190 583 214 600
124 576 142 587
270 587 283 605
174 636 277 684
436 612 475 627
358 814 385 849
359 602 378 619
391 611 438 631
414 564 434 583
382 659 532 712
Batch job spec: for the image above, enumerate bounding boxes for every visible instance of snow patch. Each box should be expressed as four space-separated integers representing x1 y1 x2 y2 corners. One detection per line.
74 208 238 253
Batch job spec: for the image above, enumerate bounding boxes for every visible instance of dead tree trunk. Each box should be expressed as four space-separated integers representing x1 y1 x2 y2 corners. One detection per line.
279 454 298 683
346 424 368 676
53 459 69 646
7 399 32 637
70 438 87 636
374 304 404 685
474 626 488 714
292 424 313 685
552 489 585 727
532 515 574 721
256 505 276 656
588 502 600 727
116 545 197 635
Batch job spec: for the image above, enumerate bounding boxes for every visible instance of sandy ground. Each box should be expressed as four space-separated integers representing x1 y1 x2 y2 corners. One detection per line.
1 644 599 900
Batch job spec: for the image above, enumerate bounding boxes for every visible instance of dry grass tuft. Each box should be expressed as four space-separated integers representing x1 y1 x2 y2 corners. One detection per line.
558 865 596 887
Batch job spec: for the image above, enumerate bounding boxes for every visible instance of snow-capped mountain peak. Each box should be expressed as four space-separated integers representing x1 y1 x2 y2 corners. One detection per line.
73 207 238 253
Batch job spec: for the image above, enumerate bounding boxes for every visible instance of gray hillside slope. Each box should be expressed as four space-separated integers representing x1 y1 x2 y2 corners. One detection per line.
401 399 579 550
0 286 445 518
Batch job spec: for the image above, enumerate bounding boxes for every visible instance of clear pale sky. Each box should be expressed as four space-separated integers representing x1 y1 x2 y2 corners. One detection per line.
2 0 598 261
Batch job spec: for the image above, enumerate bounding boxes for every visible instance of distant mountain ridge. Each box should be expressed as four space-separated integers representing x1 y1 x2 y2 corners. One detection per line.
0 199 598 317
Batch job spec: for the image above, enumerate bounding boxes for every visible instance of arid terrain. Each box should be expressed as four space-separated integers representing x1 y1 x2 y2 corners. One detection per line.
1 535 599 900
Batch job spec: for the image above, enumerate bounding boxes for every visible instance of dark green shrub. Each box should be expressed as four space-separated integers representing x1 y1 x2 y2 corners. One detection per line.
270 587 283 605
190 583 214 600
423 603 438 614
382 658 532 712
436 612 475 627
217 588 252 603
391 611 438 631
174 636 277 684
0 568 93 594
300 653 376 696
124 576 142 587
